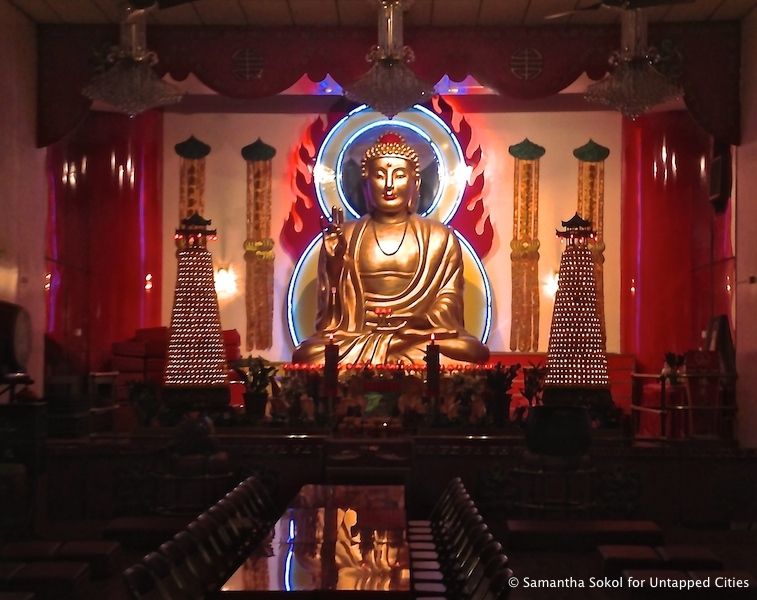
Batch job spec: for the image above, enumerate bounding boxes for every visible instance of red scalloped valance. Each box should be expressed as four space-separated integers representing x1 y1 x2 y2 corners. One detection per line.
38 22 740 147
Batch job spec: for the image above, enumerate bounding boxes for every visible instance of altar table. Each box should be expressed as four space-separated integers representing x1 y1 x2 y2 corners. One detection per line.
219 484 411 597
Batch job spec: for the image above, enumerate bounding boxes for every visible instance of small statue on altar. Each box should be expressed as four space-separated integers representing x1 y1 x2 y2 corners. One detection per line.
292 133 489 365
397 375 427 421
335 377 366 418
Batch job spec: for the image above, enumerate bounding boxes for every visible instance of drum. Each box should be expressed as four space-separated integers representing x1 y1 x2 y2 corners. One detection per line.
0 300 32 373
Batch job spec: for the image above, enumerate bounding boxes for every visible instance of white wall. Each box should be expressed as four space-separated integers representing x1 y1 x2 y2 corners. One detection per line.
460 111 622 354
0 3 46 392
163 110 622 363
162 114 303 362
736 9 757 447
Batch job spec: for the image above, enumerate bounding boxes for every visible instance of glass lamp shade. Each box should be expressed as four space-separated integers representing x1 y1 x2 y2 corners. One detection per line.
585 58 681 120
82 57 183 116
344 58 435 118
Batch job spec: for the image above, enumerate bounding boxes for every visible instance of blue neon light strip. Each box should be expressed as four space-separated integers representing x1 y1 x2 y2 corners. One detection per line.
314 105 465 223
287 235 322 347
284 547 294 591
288 518 296 542
314 108 356 218
284 516 296 591
454 230 493 343
334 118 443 219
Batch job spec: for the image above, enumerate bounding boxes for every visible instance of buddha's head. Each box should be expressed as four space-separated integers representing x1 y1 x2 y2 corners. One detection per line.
362 133 421 217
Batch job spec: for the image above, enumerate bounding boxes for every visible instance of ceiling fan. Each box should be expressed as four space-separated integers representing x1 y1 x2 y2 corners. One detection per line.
82 2 183 115
545 0 694 20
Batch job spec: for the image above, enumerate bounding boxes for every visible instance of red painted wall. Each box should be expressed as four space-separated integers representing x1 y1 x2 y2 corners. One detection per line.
621 111 734 372
46 111 163 374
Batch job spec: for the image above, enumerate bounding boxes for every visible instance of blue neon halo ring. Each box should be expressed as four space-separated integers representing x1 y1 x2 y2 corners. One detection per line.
313 104 467 225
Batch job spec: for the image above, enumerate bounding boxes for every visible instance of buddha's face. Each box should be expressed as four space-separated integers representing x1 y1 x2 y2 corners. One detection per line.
364 156 418 217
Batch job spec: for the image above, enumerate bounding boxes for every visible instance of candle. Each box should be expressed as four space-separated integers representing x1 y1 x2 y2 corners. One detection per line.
324 333 339 402
425 333 441 398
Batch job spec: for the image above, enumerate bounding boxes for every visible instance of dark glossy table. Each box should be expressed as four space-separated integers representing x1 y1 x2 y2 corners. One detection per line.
220 484 411 597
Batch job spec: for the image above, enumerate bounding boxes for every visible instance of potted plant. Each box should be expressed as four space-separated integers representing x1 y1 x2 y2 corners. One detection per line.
513 361 547 425
236 356 277 420
485 362 521 426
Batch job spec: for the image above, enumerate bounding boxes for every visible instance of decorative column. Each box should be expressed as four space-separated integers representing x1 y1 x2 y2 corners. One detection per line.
45 111 163 374
621 112 715 372
508 139 545 352
574 139 610 350
174 135 211 221
543 214 610 408
241 139 277 350
164 214 228 409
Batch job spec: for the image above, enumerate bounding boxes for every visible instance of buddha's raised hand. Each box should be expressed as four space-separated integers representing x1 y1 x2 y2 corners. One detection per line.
321 206 346 259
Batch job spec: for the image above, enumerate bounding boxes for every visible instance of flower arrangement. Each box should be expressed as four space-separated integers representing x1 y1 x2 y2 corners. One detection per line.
434 362 520 427
222 360 526 430
276 371 317 423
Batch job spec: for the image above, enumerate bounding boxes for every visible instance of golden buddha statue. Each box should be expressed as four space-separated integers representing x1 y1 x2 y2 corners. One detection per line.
292 132 489 365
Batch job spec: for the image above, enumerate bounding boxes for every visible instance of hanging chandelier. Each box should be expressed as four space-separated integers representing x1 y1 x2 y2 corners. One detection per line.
82 5 183 116
585 8 681 119
344 0 435 118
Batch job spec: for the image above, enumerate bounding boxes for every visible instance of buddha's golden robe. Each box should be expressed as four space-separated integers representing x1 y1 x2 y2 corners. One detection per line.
292 214 489 364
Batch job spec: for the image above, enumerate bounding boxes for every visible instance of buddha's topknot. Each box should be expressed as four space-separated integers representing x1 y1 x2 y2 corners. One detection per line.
361 132 420 178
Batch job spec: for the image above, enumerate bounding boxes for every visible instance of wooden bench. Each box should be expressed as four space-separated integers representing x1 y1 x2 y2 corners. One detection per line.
601 544 725 578
1 541 122 579
599 544 665 576
506 519 663 550
103 515 192 549
656 545 724 570
3 562 90 600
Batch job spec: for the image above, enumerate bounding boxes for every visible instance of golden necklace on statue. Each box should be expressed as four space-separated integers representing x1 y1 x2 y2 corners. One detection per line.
372 219 410 256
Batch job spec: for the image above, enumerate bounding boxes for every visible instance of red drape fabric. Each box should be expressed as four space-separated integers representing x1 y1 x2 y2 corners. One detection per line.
620 111 733 373
37 22 740 147
46 111 163 374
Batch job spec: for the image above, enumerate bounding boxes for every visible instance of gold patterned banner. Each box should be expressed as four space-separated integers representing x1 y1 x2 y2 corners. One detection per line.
242 139 277 350
174 136 211 222
573 139 610 351
508 139 545 352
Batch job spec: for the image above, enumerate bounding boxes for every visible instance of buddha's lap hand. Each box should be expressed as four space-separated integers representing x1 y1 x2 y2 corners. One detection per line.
366 312 428 331
401 328 459 340
393 314 432 330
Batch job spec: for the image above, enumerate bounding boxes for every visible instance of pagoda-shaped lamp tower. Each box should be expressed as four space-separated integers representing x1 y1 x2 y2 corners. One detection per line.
543 213 611 408
163 213 228 408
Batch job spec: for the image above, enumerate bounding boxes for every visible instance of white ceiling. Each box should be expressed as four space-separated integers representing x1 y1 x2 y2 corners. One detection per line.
7 0 757 27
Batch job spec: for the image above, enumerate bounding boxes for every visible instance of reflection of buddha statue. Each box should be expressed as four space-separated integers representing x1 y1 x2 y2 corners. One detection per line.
292 133 489 365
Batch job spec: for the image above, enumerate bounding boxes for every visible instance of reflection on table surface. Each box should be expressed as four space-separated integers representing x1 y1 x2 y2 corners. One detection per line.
221 485 410 593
